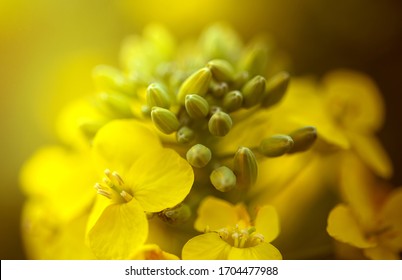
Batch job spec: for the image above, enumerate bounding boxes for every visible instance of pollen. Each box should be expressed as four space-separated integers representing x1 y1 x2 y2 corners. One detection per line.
94 169 133 202
217 224 264 248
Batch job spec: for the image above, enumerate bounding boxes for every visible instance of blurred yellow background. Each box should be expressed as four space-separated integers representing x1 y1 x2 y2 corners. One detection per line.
1 0 401 259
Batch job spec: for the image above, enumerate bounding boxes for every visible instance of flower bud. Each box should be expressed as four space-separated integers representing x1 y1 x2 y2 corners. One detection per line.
92 65 135 96
223 90 243 112
185 94 210 119
208 111 232 137
210 81 229 97
239 40 268 77
159 204 192 225
210 166 237 192
146 83 171 109
176 126 195 144
177 67 212 104
233 147 258 190
288 126 317 153
207 59 235 82
98 92 133 118
259 135 294 157
261 71 290 108
242 75 266 108
186 144 212 168
151 107 180 134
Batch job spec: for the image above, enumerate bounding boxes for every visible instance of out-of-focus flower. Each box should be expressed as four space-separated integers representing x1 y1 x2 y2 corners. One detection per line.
327 154 402 259
182 196 281 260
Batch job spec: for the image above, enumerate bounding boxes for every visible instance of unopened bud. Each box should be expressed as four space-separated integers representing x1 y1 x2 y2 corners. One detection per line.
176 126 195 144
288 126 317 153
233 147 258 190
92 65 135 96
242 75 266 108
177 67 212 104
223 90 243 112
186 144 212 168
208 111 233 137
259 135 294 157
261 71 290 108
98 92 133 118
207 59 235 82
151 107 180 134
185 94 210 119
159 204 192 225
239 40 269 77
210 166 237 192
210 81 229 97
146 83 171 108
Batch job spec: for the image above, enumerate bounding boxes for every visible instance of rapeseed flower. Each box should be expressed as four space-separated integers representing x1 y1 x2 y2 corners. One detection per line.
327 154 402 259
21 22 398 260
182 196 281 260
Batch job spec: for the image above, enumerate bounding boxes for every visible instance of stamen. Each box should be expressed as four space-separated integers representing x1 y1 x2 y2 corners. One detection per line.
94 169 133 202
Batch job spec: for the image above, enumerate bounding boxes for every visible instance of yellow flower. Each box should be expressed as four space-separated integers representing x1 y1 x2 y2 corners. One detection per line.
327 154 402 259
321 70 392 178
86 119 194 259
20 146 96 224
132 244 179 260
182 196 281 260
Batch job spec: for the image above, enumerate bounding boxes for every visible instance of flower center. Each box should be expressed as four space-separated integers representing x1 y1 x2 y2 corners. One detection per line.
94 169 133 202
217 225 264 248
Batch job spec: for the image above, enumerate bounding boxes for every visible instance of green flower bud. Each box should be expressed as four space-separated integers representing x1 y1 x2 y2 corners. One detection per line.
239 39 269 77
185 94 210 119
207 59 235 82
92 65 135 96
177 67 212 104
146 83 171 109
233 147 258 190
223 90 243 112
98 92 133 118
186 144 212 168
210 166 237 192
151 107 180 134
208 111 233 137
259 135 294 157
210 81 229 97
159 204 192 225
261 71 290 108
176 126 195 144
288 126 317 153
242 75 266 108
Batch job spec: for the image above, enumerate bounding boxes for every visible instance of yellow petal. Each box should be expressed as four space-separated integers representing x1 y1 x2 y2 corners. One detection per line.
327 204 376 249
339 153 378 228
182 233 231 260
228 242 282 260
56 98 107 151
87 200 148 259
364 246 400 260
132 244 180 260
20 146 96 223
380 188 402 250
194 196 246 232
21 200 95 260
322 70 385 132
92 119 161 173
254 205 280 243
270 77 350 149
126 148 194 212
347 131 393 178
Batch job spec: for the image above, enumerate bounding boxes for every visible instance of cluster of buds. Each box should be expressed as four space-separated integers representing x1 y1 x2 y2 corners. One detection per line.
145 61 316 194
89 24 317 211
